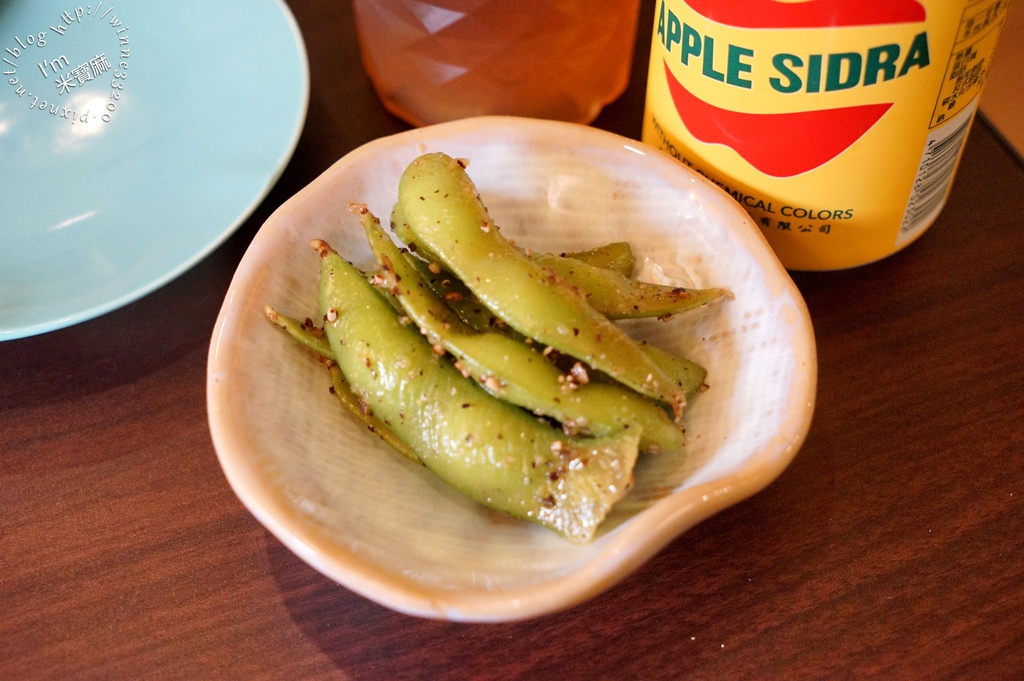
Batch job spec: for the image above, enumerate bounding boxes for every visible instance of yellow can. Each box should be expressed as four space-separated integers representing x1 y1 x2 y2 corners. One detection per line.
642 0 1012 270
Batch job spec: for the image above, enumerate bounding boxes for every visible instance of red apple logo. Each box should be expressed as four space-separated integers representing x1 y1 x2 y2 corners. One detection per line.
664 0 926 176
664 62 892 177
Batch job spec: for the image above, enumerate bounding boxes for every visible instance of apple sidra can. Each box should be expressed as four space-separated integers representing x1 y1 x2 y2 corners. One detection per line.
642 0 1012 270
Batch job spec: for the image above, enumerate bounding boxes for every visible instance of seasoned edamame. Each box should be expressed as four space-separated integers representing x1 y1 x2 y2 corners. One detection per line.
266 151 729 542
263 305 421 463
315 239 640 543
531 253 732 320
356 204 684 452
396 152 687 418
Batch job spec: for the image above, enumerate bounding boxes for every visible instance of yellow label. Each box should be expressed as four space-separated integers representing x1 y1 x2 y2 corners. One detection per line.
642 0 1011 270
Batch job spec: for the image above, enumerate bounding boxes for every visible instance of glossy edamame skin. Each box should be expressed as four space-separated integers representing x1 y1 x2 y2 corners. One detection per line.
263 293 702 460
396 153 687 419
393 209 726 323
263 305 422 464
531 253 732 320
263 305 332 357
398 251 715 397
357 205 684 453
314 239 640 543
640 341 708 398
557 242 636 278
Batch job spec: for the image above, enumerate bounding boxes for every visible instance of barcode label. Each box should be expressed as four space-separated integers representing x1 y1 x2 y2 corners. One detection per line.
897 99 977 246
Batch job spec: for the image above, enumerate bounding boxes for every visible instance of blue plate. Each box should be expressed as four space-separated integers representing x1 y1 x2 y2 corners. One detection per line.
0 0 308 340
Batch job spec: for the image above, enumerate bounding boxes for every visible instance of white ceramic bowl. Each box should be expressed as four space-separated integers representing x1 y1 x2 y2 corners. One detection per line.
207 116 817 622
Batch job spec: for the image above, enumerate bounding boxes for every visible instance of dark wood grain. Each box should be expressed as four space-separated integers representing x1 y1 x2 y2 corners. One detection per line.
3 1 1023 678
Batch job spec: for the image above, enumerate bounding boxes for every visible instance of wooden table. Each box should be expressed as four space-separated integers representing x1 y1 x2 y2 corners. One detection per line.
3 2 1022 678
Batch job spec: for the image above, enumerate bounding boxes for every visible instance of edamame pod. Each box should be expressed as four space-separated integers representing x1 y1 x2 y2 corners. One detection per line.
395 208 636 280
326 364 421 464
405 252 504 335
405 249 709 405
405 245 726 324
397 152 686 419
556 242 636 278
531 253 732 320
639 341 708 398
264 305 421 464
315 239 640 543
396 206 723 322
356 204 684 453
264 305 333 357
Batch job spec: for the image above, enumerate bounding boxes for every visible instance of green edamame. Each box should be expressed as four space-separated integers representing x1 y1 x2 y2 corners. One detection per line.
263 305 333 357
398 250 721 400
639 341 708 398
356 204 684 453
315 239 641 543
264 305 421 464
396 152 687 419
265 151 732 542
555 242 636 278
395 214 726 323
531 253 732 320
